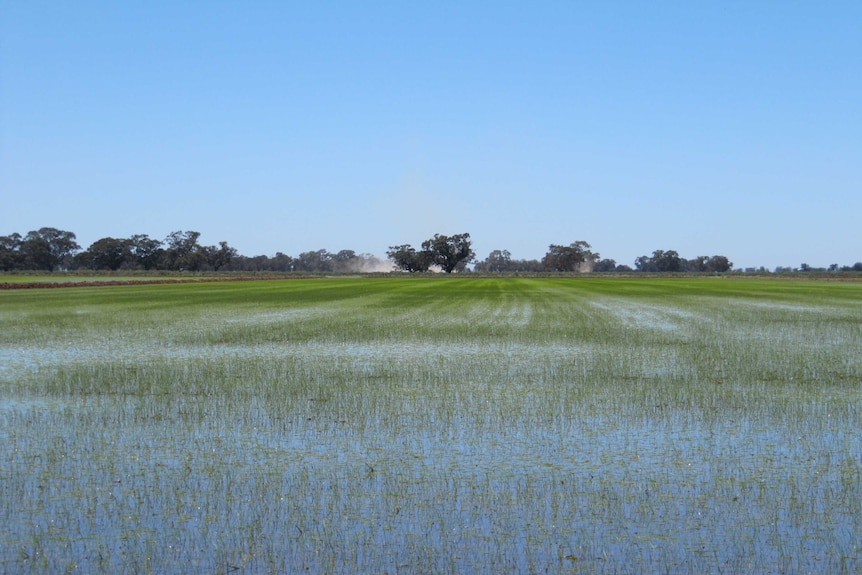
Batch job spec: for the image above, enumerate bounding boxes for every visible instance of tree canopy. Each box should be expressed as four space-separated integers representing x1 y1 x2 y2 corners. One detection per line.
388 233 475 273
635 250 733 273
4 225 858 274
541 241 599 272
386 244 432 273
422 233 475 273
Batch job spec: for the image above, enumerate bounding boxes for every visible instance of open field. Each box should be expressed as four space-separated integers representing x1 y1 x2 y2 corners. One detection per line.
0 273 291 290
1 277 860 573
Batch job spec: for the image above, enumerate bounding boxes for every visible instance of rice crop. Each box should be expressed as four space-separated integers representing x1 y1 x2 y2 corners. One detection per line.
1 277 860 573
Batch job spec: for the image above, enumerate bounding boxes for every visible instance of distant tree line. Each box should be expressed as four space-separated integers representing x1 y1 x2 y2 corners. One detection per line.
0 227 387 273
632 250 733 273
472 241 617 273
1 228 81 272
2 227 861 274
472 244 735 273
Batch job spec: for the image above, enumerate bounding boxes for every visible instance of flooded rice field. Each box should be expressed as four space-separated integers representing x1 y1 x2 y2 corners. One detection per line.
1 277 860 573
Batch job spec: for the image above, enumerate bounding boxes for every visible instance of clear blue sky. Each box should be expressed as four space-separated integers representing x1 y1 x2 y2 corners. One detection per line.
2 1 860 270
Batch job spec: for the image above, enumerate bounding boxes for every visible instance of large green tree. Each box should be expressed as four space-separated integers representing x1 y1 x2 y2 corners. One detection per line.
163 230 204 270
421 233 475 273
0 233 23 271
635 250 682 272
476 249 513 273
541 241 598 272
294 249 333 272
704 255 733 272
196 241 237 271
129 234 163 270
81 237 133 270
332 249 358 273
20 227 80 271
387 244 432 272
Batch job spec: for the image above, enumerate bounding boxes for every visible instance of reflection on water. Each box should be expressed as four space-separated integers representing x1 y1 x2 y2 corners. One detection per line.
1 382 859 574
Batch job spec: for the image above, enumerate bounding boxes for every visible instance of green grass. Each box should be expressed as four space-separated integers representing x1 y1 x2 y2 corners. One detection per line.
1 277 861 573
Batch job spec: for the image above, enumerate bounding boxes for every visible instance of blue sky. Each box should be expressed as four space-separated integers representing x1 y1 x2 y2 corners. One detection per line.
1 1 860 270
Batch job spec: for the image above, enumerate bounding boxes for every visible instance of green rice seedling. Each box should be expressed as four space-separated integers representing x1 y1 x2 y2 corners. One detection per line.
1 277 860 573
